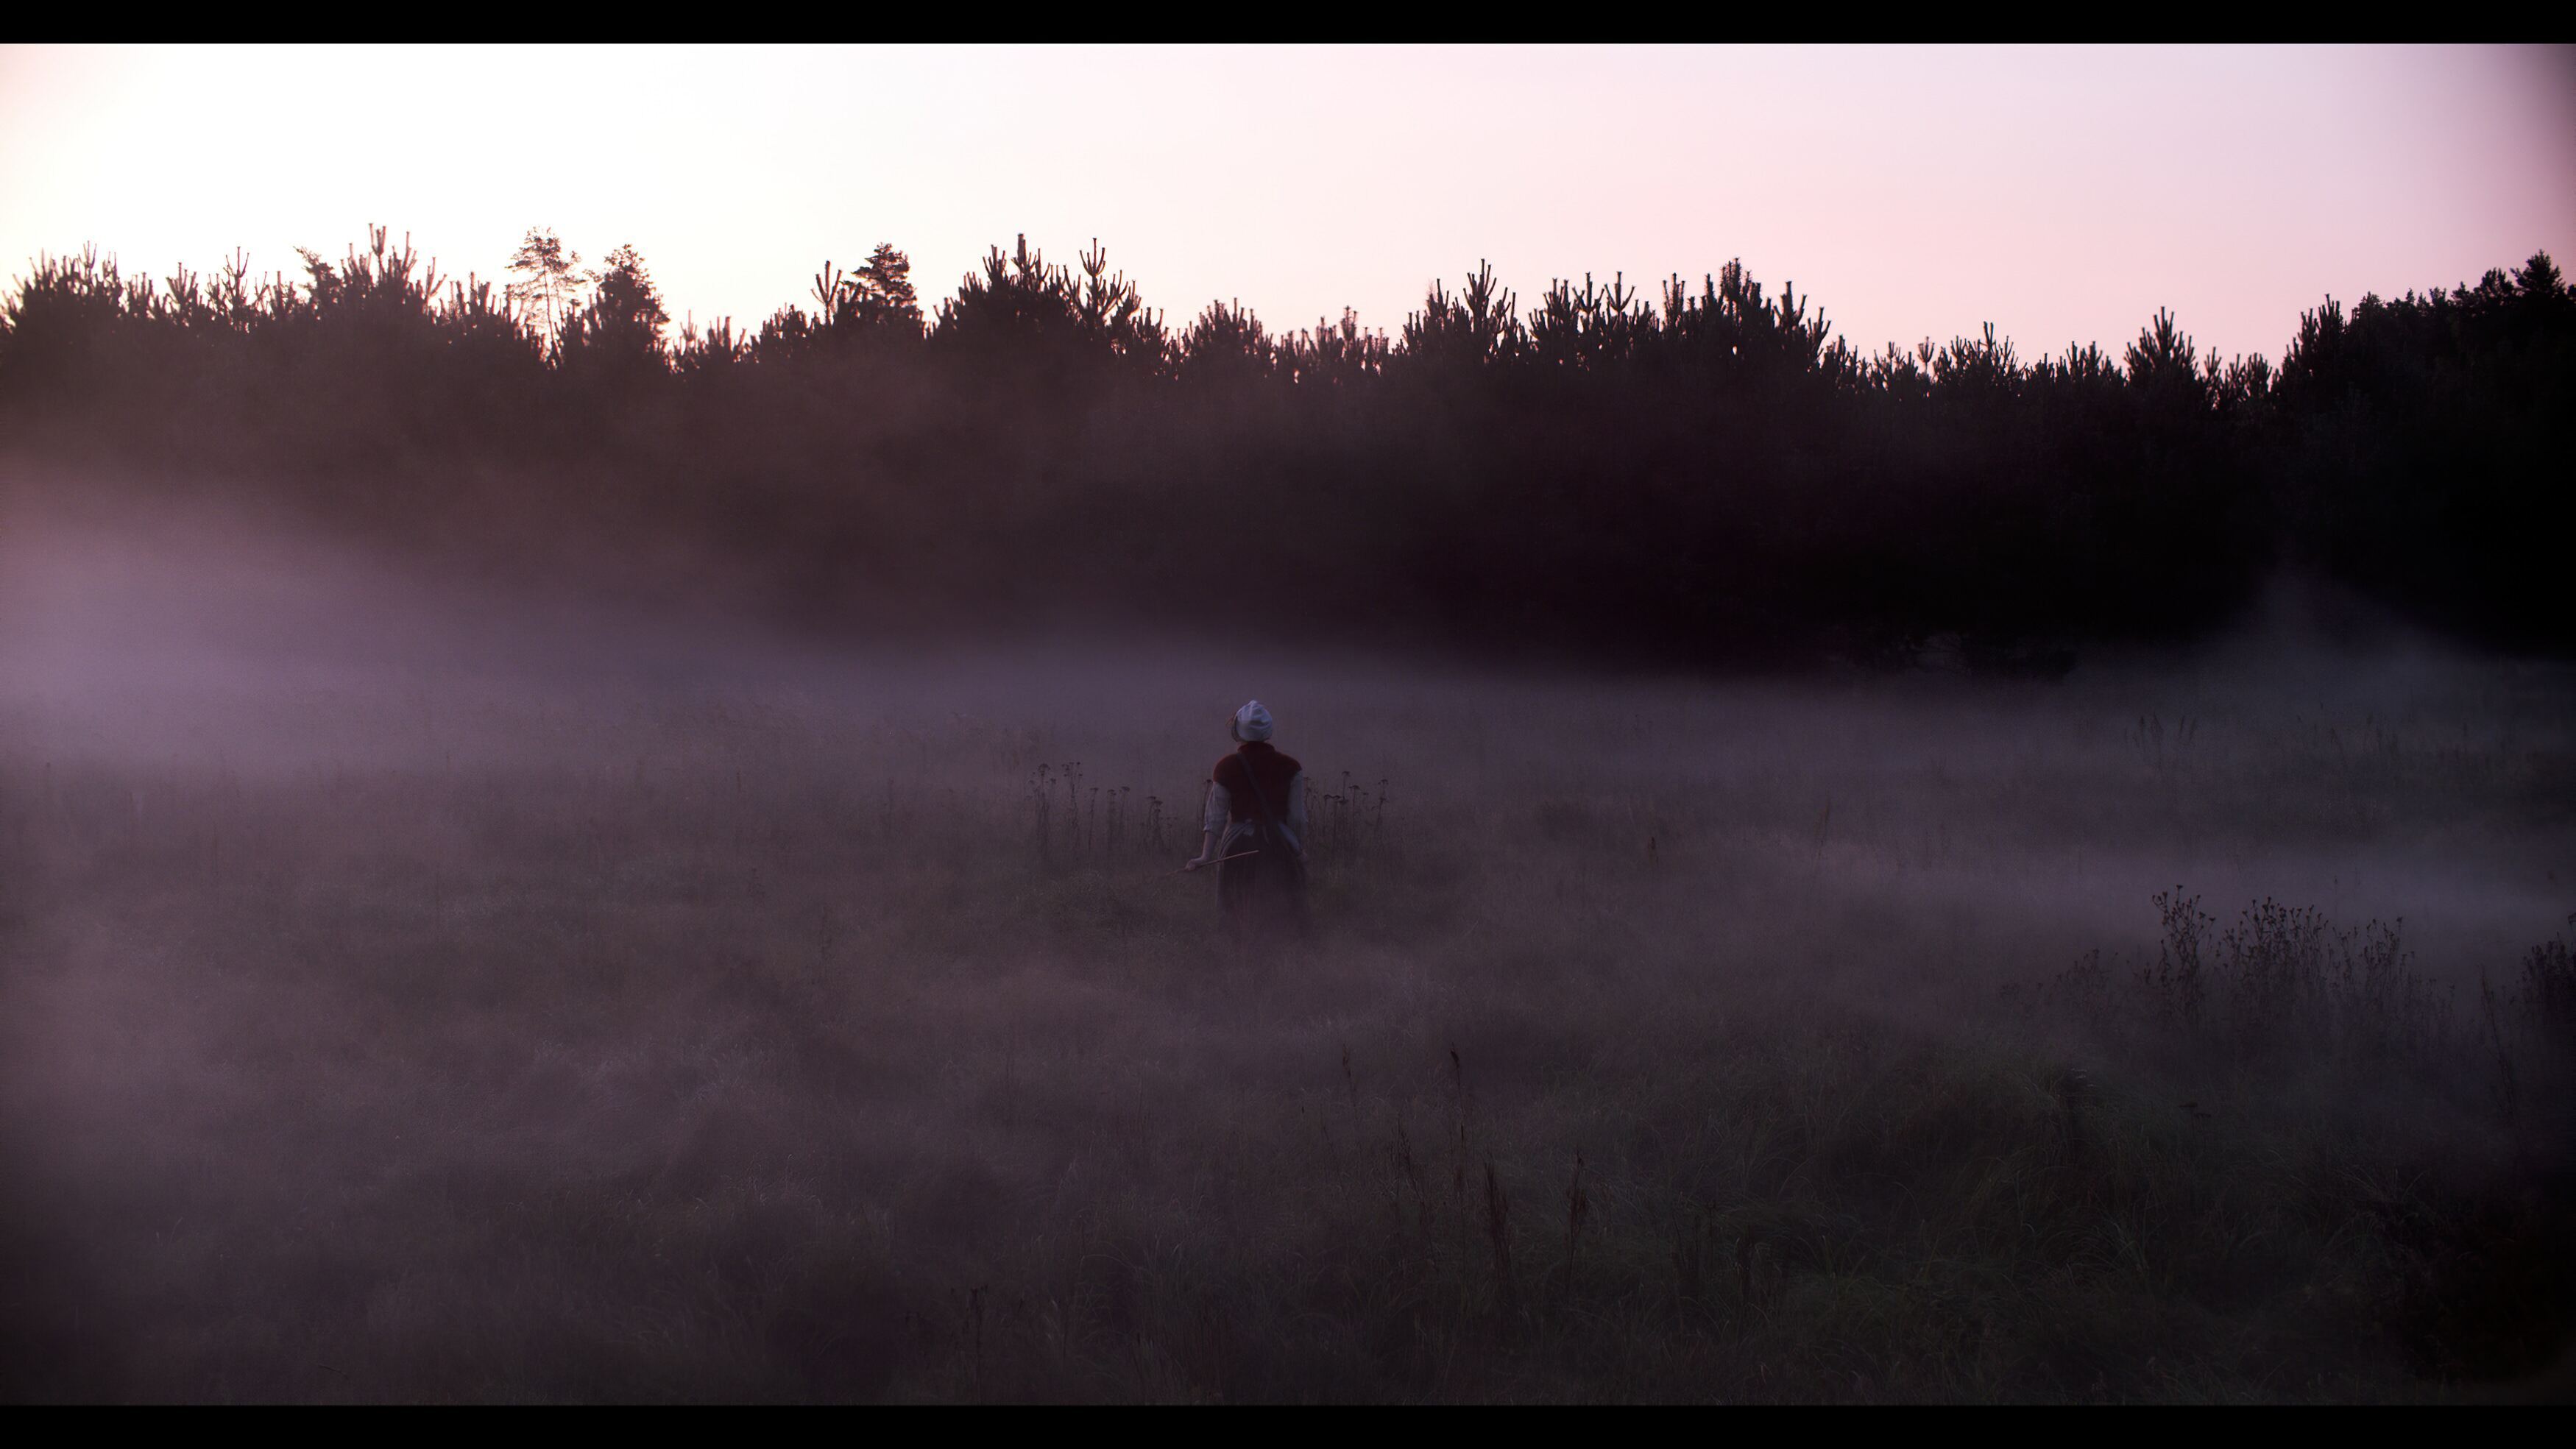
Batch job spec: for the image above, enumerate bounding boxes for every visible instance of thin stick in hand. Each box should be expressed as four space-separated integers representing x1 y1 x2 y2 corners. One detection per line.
1164 849 1259 878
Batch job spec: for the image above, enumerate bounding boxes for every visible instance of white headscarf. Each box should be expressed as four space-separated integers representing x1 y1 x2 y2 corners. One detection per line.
1232 699 1275 743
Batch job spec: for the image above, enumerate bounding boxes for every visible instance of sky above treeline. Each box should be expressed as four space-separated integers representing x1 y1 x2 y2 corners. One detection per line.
4 44 2571 366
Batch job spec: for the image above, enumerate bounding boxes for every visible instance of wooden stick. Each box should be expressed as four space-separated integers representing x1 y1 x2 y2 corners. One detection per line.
1163 848 1259 878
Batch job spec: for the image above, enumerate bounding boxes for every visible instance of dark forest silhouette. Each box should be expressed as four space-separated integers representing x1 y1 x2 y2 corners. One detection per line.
4 226 2567 667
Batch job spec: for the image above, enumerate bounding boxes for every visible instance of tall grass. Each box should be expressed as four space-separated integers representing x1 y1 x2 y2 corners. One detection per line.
2 592 2572 1400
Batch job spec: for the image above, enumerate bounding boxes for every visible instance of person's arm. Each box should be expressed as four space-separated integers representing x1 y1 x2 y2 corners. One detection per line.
1285 770 1309 861
1184 778 1230 868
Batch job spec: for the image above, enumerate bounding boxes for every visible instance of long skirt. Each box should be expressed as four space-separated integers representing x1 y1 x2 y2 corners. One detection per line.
1217 822 1307 938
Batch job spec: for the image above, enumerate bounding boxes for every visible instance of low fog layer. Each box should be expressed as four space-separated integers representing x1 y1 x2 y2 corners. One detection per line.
4 497 2572 1401
10 498 2564 959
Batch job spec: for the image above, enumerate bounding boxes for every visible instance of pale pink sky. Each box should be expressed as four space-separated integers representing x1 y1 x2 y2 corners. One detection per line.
2 44 2569 364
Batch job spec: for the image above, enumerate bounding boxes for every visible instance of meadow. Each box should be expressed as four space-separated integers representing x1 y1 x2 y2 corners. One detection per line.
2 518 2572 1403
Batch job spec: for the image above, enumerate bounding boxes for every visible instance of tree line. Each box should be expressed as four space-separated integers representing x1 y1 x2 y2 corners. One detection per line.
3 224 2566 667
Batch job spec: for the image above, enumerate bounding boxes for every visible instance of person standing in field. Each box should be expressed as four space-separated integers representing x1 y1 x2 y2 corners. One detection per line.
1181 700 1309 935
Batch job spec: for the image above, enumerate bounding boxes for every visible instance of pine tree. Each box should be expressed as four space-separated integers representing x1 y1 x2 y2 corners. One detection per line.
504 227 590 350
854 244 919 335
559 243 670 369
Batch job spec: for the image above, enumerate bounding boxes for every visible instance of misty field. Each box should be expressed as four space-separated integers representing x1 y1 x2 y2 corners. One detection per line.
3 525 2573 1403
